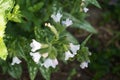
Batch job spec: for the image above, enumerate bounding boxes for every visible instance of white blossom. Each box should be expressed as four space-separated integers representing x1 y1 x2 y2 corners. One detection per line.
65 51 74 60
11 57 21 65
30 39 41 52
51 12 62 22
83 7 89 13
30 52 41 64
42 58 58 68
70 43 80 55
89 52 92 56
62 18 73 27
80 61 88 69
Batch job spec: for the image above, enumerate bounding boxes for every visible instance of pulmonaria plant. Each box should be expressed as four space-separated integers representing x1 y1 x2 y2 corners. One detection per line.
0 0 100 80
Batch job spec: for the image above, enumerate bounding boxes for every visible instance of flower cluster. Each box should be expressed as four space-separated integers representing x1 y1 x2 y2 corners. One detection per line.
10 10 90 70
51 11 73 27
29 39 58 68
65 43 80 60
28 11 90 69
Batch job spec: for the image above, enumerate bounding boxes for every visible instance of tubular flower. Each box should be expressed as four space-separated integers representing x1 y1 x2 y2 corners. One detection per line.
42 58 58 68
80 61 88 69
51 12 62 22
70 43 80 55
65 51 74 60
83 7 89 13
11 57 21 65
62 18 73 27
30 39 41 52
30 52 41 64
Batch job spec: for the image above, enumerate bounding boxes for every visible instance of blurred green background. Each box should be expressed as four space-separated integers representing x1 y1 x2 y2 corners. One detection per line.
82 0 120 80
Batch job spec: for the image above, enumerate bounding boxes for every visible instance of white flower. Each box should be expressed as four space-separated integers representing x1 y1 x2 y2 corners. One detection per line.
89 52 92 56
83 7 89 13
70 43 80 55
62 18 73 27
42 58 58 68
11 57 21 65
80 61 88 69
30 39 41 52
51 12 62 22
65 51 74 60
30 52 41 64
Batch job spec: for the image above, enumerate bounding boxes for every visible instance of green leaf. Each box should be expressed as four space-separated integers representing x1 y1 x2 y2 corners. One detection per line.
77 34 92 62
39 65 51 80
0 38 8 60
7 4 22 22
8 64 22 79
49 47 57 59
87 0 101 8
28 2 44 12
81 34 92 47
0 0 14 13
66 32 78 44
28 62 38 80
0 0 14 60
72 21 97 33
0 59 8 73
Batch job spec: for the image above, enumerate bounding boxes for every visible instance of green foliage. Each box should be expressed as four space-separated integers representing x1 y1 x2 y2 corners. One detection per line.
0 0 100 80
0 0 14 60
39 65 51 80
0 38 8 60
28 61 38 80
8 64 22 79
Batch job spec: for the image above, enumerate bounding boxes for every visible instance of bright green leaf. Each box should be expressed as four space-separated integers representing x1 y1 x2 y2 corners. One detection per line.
0 38 8 60
7 4 22 22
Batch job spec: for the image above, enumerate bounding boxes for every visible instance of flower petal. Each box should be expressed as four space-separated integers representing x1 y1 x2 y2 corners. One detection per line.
83 7 89 13
80 61 88 69
62 18 73 27
65 51 74 60
30 52 41 64
11 57 21 65
30 39 41 52
51 12 62 22
70 43 80 55
43 58 58 68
